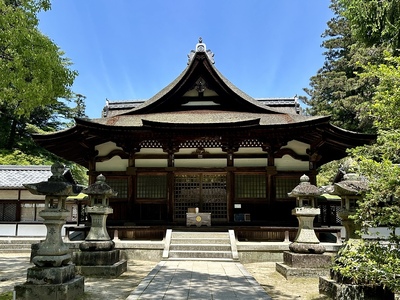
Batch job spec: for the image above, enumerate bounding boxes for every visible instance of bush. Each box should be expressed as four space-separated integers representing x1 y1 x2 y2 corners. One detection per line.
331 239 400 293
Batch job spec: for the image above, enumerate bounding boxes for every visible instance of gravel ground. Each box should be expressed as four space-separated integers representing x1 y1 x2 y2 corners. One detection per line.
0 253 331 300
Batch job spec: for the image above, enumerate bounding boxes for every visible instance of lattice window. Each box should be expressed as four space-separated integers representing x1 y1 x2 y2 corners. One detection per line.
174 174 227 220
179 139 222 148
318 203 343 226
140 140 163 148
275 177 299 199
107 178 128 198
235 174 266 199
137 175 167 199
239 139 262 147
0 202 17 221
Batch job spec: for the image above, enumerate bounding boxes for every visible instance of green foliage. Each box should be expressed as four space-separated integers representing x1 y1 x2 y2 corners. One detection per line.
358 52 400 130
316 159 340 186
301 0 382 134
339 0 400 52
0 148 88 185
0 0 88 185
0 0 77 117
0 291 12 300
309 1 400 293
0 149 52 165
332 240 400 292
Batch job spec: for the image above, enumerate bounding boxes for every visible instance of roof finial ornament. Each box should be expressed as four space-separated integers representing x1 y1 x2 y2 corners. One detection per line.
187 37 215 65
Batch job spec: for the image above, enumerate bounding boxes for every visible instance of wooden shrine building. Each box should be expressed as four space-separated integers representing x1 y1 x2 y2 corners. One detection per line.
33 39 374 228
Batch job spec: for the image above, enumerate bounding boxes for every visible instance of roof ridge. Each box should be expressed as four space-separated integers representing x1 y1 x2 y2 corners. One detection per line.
0 165 51 170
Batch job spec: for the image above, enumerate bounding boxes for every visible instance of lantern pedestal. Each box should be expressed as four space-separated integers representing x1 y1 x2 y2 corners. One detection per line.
14 163 84 300
276 175 331 278
290 207 326 253
72 175 127 278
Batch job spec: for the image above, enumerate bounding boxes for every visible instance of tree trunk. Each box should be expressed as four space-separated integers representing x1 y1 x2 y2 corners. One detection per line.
6 117 17 149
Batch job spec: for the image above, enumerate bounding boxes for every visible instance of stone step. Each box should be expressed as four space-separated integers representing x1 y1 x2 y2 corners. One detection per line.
168 250 233 259
0 243 31 249
167 257 235 262
170 237 230 244
0 248 31 253
164 230 236 261
171 231 229 239
169 243 231 251
0 238 42 245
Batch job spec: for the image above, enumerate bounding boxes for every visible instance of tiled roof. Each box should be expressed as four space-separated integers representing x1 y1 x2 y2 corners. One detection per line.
90 110 325 127
103 97 301 117
0 165 71 189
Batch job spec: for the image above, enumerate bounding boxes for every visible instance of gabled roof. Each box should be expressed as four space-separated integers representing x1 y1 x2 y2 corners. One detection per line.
102 97 302 118
105 38 297 116
32 39 376 168
86 38 326 128
0 165 76 189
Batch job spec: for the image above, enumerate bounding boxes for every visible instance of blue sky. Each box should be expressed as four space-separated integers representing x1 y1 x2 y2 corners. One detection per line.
38 1 333 118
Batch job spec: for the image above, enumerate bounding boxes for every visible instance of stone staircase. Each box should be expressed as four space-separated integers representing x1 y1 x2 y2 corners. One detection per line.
163 229 239 261
0 238 42 254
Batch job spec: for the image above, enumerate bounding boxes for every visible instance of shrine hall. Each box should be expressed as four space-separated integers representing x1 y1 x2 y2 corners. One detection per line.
33 39 375 232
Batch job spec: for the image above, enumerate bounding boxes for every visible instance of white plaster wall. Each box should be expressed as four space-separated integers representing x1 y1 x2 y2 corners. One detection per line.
0 190 18 199
175 158 226 168
96 156 128 172
282 140 309 155
275 155 309 171
0 224 16 236
17 224 46 236
234 158 267 167
95 141 123 156
135 159 168 167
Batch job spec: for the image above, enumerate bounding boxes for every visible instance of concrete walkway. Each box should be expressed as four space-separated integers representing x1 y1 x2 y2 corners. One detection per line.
127 260 272 300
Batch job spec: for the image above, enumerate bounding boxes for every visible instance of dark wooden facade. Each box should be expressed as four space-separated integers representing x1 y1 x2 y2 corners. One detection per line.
33 39 374 227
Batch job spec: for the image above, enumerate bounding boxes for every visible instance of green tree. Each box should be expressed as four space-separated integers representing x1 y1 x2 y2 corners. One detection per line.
0 0 78 149
339 0 400 52
0 0 88 184
301 0 383 134
349 54 400 232
332 52 400 295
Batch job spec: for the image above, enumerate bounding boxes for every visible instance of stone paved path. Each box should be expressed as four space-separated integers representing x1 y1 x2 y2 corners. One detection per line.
126 260 272 300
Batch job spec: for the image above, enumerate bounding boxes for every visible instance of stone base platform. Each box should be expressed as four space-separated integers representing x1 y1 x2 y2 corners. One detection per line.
14 264 84 300
276 251 332 279
75 259 127 278
319 276 395 300
72 249 127 277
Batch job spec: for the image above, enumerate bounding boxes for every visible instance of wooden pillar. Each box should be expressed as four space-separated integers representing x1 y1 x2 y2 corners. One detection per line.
167 170 175 222
266 166 277 205
163 140 179 222
225 168 235 223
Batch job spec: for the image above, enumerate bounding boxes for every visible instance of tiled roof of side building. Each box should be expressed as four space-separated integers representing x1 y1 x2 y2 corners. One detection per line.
0 165 74 189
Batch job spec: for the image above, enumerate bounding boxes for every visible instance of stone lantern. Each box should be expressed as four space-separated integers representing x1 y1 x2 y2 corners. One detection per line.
72 174 127 277
14 162 84 300
80 174 116 250
288 174 325 254
332 173 368 240
276 174 332 279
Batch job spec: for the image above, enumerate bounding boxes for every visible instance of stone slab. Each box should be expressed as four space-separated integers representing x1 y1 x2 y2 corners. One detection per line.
319 276 395 300
72 249 120 265
26 263 76 284
74 259 127 278
276 262 330 279
283 251 332 268
14 275 84 300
